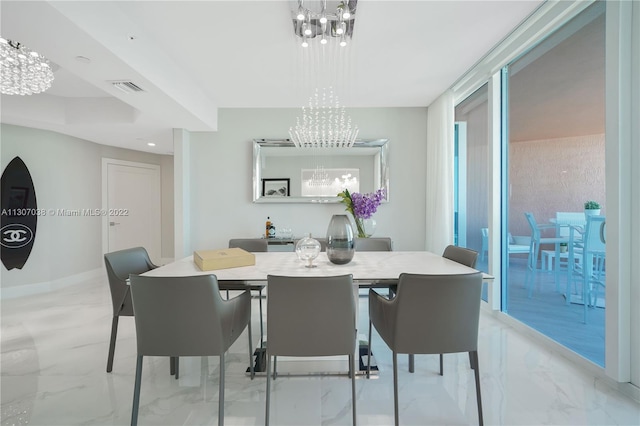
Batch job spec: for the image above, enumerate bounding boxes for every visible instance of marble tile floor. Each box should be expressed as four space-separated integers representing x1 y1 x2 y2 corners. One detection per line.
476 257 605 366
2 275 639 426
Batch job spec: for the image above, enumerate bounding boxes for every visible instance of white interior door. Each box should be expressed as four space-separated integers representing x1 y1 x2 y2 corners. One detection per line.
103 159 161 263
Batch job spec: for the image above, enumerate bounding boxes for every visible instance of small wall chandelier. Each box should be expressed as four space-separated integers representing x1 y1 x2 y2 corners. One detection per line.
292 0 357 47
289 87 359 148
0 38 54 96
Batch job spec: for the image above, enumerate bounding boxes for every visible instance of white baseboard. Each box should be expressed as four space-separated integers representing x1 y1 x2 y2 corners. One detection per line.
1 268 103 300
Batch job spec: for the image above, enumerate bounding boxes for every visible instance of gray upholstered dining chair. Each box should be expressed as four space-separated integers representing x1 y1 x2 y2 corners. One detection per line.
225 239 268 358
406 244 479 373
228 238 268 252
355 237 395 294
103 246 158 373
129 274 253 426
354 237 393 251
265 274 357 426
367 272 484 426
442 244 479 268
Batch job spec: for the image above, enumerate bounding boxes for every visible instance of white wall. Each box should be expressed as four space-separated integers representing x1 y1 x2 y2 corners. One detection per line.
1 124 174 293
188 107 428 252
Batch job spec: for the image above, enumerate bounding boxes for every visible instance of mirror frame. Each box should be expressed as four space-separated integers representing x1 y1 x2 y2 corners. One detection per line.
253 138 389 203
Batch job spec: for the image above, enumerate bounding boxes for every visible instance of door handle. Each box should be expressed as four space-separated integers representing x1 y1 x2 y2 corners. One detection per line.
109 222 120 226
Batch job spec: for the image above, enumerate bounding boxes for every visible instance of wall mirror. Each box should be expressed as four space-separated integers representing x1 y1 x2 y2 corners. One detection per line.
253 139 389 203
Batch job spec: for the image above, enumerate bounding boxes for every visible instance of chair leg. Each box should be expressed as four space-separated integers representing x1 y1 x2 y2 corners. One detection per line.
408 354 414 373
273 356 277 380
393 352 399 426
265 353 271 426
367 320 372 379
258 288 264 348
106 316 119 372
470 351 483 426
349 354 357 425
527 242 540 298
248 318 255 380
525 242 536 296
583 275 589 324
565 265 573 306
219 352 225 426
131 355 143 426
170 357 180 378
439 353 444 376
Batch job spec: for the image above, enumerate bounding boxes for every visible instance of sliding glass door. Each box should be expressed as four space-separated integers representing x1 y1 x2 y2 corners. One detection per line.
454 84 490 298
502 2 606 366
454 1 606 365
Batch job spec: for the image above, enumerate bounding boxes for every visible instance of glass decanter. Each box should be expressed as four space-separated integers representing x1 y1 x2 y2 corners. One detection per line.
295 233 321 268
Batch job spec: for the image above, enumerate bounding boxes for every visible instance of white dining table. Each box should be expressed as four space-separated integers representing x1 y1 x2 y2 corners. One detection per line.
143 250 491 376
144 250 487 282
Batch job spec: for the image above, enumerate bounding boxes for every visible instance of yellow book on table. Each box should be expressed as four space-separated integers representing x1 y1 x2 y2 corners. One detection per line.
193 248 256 271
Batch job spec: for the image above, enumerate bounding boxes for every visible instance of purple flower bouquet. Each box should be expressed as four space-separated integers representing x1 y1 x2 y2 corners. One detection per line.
337 188 386 238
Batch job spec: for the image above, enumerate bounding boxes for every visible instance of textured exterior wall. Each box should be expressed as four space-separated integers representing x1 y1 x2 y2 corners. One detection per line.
509 133 605 236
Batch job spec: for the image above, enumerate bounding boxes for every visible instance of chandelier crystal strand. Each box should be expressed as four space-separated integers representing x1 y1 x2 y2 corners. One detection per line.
0 38 54 95
289 86 358 148
308 165 331 187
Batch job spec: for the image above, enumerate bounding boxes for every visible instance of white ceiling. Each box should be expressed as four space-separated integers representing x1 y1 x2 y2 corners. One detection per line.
0 1 543 155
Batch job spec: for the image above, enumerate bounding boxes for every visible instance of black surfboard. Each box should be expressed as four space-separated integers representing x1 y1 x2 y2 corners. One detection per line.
1 157 38 270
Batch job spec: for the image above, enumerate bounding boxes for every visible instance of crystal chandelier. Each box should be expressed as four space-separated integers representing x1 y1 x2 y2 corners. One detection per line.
292 0 357 47
0 38 54 96
289 87 359 148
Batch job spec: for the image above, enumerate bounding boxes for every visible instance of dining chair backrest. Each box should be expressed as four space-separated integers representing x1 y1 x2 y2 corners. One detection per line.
442 245 478 268
582 216 606 254
355 237 392 251
386 272 483 355
129 274 251 356
524 212 541 240
104 246 157 316
228 238 268 252
266 274 355 357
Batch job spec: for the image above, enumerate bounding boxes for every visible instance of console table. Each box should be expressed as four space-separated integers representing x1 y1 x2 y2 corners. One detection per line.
265 238 295 252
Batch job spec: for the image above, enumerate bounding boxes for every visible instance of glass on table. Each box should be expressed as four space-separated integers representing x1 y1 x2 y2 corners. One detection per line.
295 234 321 268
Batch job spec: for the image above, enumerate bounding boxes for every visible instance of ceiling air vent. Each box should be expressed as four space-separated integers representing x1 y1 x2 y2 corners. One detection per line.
109 80 145 94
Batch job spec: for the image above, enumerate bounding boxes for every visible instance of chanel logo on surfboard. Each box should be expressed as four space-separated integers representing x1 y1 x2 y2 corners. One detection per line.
1 157 38 270
1 224 34 248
